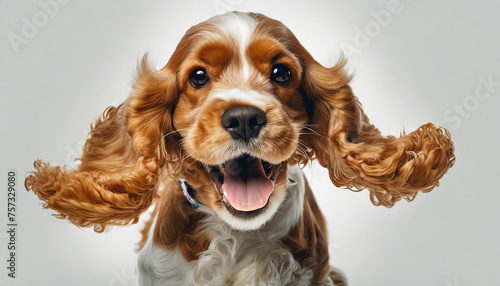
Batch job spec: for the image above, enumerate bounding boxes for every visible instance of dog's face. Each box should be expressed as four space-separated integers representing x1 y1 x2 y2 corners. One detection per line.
26 12 454 236
169 13 309 230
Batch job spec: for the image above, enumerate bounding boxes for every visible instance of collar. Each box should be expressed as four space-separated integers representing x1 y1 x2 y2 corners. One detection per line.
178 178 199 209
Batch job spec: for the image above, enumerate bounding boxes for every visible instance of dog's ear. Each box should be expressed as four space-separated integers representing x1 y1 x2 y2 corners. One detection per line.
25 56 181 232
151 177 210 261
299 54 455 207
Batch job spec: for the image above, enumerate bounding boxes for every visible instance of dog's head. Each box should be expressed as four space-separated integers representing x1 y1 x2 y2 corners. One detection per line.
26 12 455 233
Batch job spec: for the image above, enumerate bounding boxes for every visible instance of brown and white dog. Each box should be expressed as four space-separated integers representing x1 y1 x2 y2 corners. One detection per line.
25 12 455 285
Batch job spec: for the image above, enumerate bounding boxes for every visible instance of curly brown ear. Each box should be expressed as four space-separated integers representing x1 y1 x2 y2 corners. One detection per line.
300 55 455 207
25 56 179 232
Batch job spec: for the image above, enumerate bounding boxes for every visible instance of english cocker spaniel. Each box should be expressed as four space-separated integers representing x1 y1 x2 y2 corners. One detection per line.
26 12 455 286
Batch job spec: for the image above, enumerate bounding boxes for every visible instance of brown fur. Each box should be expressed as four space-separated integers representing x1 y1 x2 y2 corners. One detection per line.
25 102 160 232
281 177 331 285
152 177 210 261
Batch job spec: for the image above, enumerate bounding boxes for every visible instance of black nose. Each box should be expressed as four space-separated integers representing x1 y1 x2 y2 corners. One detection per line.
221 106 267 141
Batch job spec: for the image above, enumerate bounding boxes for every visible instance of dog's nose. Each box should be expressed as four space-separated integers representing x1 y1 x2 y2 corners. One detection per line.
221 106 267 141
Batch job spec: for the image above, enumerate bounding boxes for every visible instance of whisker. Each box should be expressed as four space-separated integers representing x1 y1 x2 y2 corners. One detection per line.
294 143 311 164
298 132 322 136
185 159 198 170
297 145 308 158
277 136 312 163
163 129 189 138
298 125 321 137
297 141 311 150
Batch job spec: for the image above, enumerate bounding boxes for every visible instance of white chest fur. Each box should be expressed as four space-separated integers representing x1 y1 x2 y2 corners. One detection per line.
137 167 324 286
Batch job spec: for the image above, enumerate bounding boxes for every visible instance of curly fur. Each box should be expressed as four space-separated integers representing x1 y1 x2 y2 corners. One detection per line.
300 55 455 206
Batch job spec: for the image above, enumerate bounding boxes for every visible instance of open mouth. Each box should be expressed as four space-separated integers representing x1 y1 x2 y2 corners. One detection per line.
206 154 281 217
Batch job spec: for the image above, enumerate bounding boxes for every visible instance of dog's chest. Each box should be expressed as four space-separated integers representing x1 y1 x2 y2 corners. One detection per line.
139 230 313 286
191 231 313 285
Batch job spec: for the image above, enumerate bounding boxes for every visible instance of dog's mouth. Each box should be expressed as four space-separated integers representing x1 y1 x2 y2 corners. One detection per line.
206 154 281 217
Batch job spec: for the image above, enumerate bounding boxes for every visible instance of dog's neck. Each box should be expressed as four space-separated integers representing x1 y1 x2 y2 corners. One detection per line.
138 166 312 285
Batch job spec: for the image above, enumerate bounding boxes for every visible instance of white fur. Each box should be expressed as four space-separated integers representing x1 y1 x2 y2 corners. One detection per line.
212 12 256 79
137 166 336 286
214 182 286 231
209 13 265 107
212 88 264 107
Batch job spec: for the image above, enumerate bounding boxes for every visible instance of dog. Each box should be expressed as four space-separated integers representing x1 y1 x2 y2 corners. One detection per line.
25 12 455 285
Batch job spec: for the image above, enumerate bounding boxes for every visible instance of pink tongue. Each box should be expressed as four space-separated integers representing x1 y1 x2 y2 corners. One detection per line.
222 158 273 212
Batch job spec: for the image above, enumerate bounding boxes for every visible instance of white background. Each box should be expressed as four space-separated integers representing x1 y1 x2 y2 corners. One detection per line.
1 0 499 285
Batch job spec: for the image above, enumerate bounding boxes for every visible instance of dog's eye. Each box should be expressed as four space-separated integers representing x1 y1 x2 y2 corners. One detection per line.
270 64 291 85
189 68 209 88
